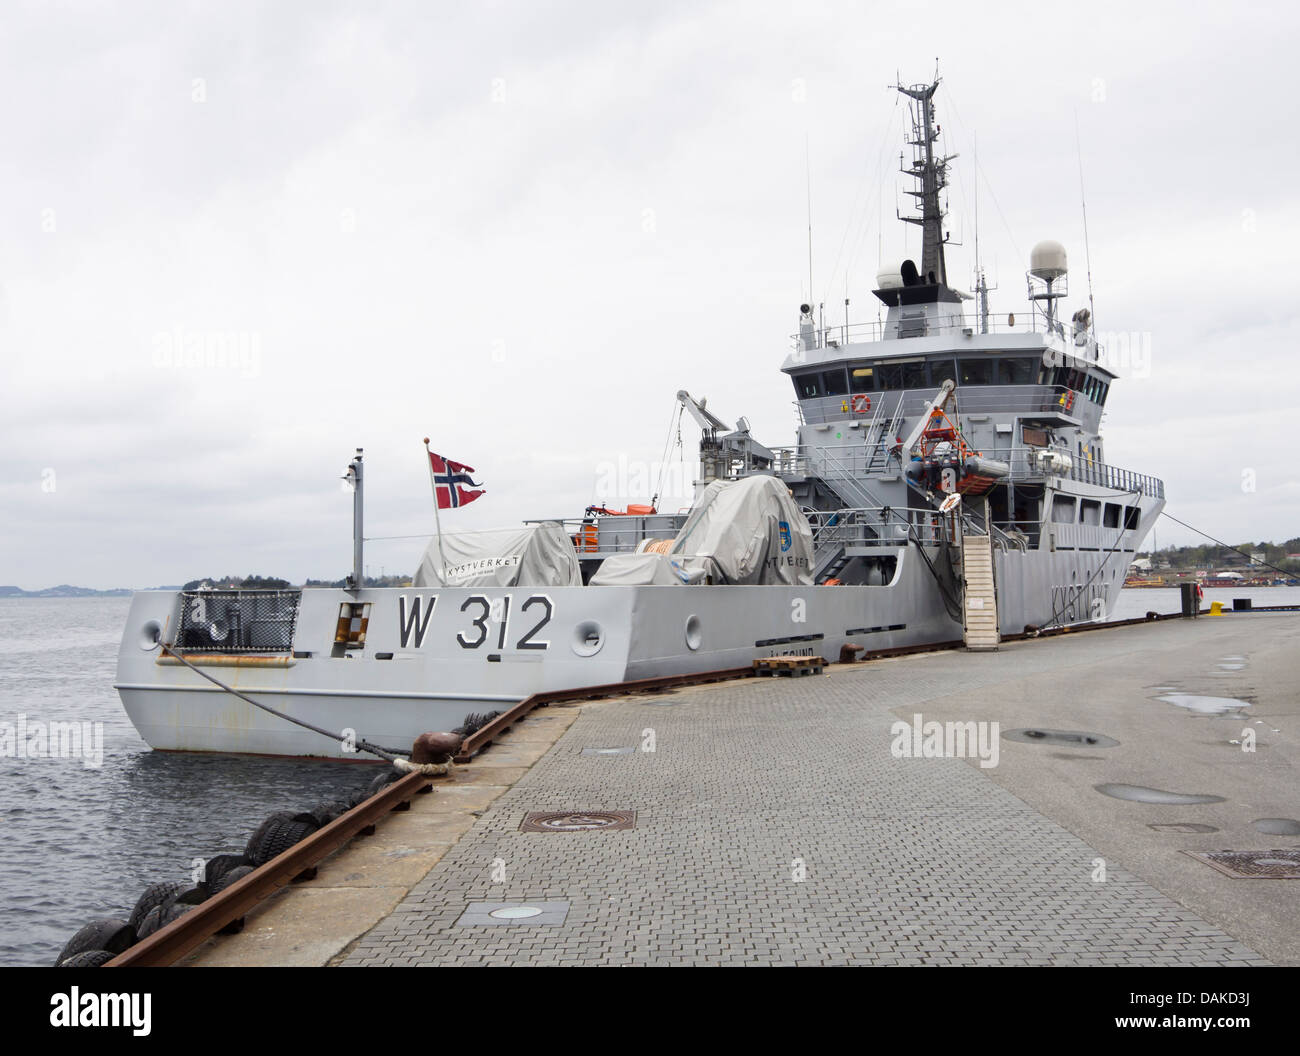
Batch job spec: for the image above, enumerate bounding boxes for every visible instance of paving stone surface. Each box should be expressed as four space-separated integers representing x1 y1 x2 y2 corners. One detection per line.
345 621 1278 966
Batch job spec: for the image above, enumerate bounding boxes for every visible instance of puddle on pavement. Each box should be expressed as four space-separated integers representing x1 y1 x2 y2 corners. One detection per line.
1095 783 1226 805
1156 693 1251 716
1003 728 1119 749
1252 818 1300 836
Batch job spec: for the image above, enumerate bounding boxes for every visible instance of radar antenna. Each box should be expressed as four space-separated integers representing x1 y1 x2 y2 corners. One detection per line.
896 74 957 288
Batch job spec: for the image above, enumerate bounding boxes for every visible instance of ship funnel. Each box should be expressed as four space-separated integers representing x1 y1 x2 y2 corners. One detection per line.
1028 240 1068 282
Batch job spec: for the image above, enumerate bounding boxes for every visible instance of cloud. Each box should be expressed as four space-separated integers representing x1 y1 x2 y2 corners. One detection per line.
1 1 1296 586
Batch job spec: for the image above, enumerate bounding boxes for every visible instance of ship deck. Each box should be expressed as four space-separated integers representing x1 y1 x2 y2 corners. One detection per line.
183 612 1298 966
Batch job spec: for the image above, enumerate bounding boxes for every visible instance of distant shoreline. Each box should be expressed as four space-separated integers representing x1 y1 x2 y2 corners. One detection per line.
0 586 138 598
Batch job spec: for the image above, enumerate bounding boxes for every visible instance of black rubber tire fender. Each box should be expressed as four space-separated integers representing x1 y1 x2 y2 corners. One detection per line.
211 864 255 895
54 918 136 966
366 768 402 797
203 853 249 888
128 881 186 933
58 949 116 967
244 812 320 866
136 901 194 941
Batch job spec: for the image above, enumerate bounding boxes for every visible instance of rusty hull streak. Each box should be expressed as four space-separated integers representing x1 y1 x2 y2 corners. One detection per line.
156 654 296 668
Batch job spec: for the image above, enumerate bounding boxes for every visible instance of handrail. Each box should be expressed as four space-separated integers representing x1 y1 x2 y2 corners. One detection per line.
791 309 1082 350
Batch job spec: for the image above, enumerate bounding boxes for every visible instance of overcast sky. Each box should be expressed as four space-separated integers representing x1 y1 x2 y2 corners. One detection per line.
1 0 1296 589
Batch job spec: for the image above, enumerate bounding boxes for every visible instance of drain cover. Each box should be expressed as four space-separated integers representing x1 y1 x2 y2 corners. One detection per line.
521 810 636 832
1184 848 1300 879
1149 822 1219 834
1004 728 1119 748
581 746 636 756
455 901 570 927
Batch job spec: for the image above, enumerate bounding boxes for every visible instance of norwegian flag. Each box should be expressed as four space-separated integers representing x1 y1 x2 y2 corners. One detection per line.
427 450 485 509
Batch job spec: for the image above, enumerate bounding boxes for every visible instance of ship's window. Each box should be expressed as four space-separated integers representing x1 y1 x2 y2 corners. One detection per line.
822 368 849 396
1097 381 1109 405
901 361 926 388
877 363 903 390
849 366 875 392
795 373 822 399
1124 506 1140 530
959 359 993 385
1103 503 1120 528
998 358 1037 385
1051 495 1077 524
928 358 957 386
1080 499 1101 526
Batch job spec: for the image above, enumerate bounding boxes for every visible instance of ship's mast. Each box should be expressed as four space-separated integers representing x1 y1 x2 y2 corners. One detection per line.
897 78 954 289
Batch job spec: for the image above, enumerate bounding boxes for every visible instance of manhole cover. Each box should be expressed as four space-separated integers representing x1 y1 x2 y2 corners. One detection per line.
521 810 636 832
1184 848 1300 879
1004 728 1119 748
1149 822 1219 834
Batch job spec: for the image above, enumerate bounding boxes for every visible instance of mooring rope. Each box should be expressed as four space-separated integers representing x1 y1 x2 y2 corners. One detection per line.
157 644 403 762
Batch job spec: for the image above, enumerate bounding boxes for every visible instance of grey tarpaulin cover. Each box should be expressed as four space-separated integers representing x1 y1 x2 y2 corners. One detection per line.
412 522 582 588
588 552 696 586
670 475 813 585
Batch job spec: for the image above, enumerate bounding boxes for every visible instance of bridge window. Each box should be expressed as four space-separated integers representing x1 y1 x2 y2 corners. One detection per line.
821 368 849 396
901 361 926 388
929 358 957 386
1103 503 1120 528
1080 499 1101 526
998 358 1038 385
849 366 875 393
1051 495 1077 524
959 359 993 385
1124 506 1140 530
794 373 822 398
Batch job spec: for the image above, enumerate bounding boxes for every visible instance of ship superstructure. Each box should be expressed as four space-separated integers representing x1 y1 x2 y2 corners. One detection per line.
115 77 1164 758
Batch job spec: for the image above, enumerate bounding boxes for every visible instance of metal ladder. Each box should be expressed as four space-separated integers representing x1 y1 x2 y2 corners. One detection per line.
864 393 905 475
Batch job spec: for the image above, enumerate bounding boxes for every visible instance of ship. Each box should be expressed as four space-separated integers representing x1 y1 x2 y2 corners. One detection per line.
115 76 1165 759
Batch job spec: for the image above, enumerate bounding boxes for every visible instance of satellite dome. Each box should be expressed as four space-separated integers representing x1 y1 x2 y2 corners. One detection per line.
1029 240 1068 281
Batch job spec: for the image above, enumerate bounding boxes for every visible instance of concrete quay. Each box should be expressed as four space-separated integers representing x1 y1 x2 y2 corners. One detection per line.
189 614 1298 967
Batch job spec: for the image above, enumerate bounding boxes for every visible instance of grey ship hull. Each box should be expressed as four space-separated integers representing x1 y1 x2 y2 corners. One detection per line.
115 493 1159 759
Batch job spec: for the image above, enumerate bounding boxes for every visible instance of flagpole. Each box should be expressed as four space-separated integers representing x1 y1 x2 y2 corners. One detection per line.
423 437 449 584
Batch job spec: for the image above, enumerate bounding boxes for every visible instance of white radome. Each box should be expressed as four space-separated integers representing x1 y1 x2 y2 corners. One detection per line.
875 264 905 289
1029 239 1068 281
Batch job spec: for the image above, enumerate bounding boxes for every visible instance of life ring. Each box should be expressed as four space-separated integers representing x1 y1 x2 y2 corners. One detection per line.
851 394 871 414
